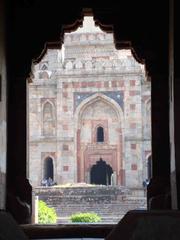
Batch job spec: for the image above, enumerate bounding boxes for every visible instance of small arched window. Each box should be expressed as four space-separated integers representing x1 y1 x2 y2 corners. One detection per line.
97 126 104 142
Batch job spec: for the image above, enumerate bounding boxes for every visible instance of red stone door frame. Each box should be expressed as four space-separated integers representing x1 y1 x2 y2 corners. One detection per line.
77 145 124 185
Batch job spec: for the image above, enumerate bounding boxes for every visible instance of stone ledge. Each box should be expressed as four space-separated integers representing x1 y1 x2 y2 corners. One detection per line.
106 210 180 240
21 224 114 239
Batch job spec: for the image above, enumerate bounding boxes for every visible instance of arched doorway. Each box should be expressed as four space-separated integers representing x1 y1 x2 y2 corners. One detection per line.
90 158 113 185
44 157 54 180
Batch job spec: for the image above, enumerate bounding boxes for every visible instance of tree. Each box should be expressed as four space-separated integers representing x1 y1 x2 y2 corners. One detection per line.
38 200 57 224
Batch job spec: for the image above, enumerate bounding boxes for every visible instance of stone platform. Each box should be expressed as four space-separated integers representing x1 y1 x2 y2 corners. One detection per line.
34 185 147 224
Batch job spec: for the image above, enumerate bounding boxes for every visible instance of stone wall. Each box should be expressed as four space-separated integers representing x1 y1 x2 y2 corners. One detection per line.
34 186 146 224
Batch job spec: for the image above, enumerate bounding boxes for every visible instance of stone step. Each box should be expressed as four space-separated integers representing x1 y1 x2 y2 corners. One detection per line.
35 186 146 224
47 201 146 207
49 206 146 214
57 216 123 224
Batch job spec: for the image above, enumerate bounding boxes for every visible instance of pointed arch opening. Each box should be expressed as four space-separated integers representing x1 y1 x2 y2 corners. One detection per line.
90 158 113 185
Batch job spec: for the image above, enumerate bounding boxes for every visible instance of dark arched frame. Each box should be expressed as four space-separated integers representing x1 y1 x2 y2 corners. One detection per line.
6 2 172 224
90 158 113 185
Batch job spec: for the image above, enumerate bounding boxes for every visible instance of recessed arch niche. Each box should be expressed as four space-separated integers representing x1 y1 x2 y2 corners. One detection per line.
75 93 124 185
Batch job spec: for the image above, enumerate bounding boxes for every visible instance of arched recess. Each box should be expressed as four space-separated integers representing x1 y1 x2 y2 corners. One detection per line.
74 93 124 128
42 100 56 136
74 93 124 185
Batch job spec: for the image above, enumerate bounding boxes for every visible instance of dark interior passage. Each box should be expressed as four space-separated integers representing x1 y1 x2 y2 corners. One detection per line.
90 158 113 185
44 157 54 180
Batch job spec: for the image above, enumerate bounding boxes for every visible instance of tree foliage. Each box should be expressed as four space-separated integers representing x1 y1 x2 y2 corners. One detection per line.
38 200 57 224
70 212 101 223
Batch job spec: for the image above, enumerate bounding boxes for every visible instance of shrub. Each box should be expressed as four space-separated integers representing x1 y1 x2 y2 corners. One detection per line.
70 212 101 223
38 200 57 224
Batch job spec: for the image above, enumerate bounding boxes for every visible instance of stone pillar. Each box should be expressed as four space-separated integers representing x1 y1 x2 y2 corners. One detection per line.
168 0 180 210
151 75 170 178
85 171 90 184
111 171 117 186
0 0 7 210
77 129 81 182
31 191 36 223
173 78 180 209
34 195 39 224
31 192 39 224
147 74 171 209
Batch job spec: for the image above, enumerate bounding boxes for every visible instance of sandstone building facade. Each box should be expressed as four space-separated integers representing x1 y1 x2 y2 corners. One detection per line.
28 17 151 188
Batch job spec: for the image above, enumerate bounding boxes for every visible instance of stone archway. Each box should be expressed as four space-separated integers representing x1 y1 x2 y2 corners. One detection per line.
74 93 124 185
44 157 54 180
90 158 113 185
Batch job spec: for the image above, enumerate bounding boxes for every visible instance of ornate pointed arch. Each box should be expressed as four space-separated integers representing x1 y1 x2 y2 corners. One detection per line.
74 92 124 130
74 92 124 185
